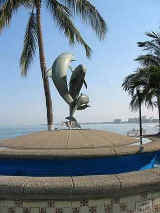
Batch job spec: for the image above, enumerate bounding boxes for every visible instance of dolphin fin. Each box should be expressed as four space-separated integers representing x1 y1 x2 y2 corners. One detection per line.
46 68 52 78
84 79 87 89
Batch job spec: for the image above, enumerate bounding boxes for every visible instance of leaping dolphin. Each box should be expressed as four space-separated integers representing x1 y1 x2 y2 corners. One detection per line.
66 64 89 121
69 64 87 100
47 52 75 105
47 52 90 125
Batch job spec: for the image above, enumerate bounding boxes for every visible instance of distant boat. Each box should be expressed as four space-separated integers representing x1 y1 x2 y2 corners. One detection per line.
127 128 146 137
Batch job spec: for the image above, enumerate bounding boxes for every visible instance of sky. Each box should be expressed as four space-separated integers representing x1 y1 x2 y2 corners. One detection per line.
1 0 160 125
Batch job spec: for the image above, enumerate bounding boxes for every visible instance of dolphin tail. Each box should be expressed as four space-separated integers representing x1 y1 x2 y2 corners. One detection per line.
84 79 87 89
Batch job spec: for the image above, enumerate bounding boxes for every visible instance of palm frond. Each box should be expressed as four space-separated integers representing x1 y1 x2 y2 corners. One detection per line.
135 55 160 67
130 94 141 111
20 11 38 76
46 0 91 57
0 0 33 33
137 41 160 55
144 88 156 109
122 65 160 112
146 31 160 47
63 0 106 40
145 31 160 39
122 70 148 96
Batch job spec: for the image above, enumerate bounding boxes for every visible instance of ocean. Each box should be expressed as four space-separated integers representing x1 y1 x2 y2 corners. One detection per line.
0 122 159 140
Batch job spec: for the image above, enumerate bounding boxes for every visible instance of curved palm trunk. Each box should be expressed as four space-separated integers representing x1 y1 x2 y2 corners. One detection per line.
157 95 160 134
36 0 53 131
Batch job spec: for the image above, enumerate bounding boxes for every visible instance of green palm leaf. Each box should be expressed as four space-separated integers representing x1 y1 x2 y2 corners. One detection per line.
135 55 160 67
0 0 32 33
47 0 91 57
20 10 38 76
63 0 106 39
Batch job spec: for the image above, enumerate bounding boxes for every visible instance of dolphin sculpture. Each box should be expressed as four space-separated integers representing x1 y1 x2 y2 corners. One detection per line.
47 52 75 105
47 52 90 126
69 64 87 100
66 64 89 121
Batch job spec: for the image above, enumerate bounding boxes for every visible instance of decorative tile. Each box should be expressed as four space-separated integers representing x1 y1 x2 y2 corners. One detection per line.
140 192 152 201
72 207 80 213
39 208 46 213
23 201 48 208
55 201 72 208
119 202 128 212
72 202 81 208
55 208 64 213
104 199 112 207
8 207 16 213
89 206 97 213
112 204 120 213
104 204 112 213
15 201 23 208
48 200 55 208
0 201 15 207
88 199 105 207
23 207 31 213
120 196 136 211
45 208 53 213
0 207 8 213
30 208 39 213
136 200 153 213
152 192 160 199
15 208 23 213
80 200 89 207
126 210 135 213
63 208 73 213
0 192 160 213
79 206 89 213
153 198 160 213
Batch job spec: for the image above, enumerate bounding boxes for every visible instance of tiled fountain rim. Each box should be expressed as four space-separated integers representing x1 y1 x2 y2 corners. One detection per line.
0 168 160 200
0 130 160 201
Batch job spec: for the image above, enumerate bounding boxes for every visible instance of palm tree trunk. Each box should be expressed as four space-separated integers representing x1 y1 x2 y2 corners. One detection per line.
36 0 53 131
157 95 160 134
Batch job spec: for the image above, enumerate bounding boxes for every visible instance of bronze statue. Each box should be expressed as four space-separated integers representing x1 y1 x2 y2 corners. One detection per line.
47 53 90 128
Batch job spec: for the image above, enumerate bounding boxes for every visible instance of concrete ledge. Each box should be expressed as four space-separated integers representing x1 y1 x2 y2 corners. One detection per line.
0 169 159 200
117 169 160 197
0 130 160 159
72 175 120 200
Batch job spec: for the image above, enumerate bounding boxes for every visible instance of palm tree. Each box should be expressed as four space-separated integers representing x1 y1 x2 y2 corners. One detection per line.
135 31 160 131
0 0 106 130
136 31 160 67
122 66 160 132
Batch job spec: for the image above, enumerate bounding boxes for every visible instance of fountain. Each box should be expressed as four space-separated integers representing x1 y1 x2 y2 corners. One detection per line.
0 53 160 213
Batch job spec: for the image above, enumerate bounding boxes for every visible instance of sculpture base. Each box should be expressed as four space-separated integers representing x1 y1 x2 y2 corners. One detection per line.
62 120 81 129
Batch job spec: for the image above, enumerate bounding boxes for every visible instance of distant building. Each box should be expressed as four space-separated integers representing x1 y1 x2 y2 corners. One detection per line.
141 116 151 123
127 117 138 123
152 119 159 123
113 119 122 123
127 116 157 123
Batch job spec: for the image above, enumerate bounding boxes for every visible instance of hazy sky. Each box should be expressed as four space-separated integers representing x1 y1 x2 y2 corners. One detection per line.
1 0 160 125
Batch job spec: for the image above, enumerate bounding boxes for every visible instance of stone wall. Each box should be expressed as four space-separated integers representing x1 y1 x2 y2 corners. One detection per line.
1 191 160 213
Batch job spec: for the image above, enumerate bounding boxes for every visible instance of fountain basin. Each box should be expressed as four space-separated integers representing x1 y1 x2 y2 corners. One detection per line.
0 130 160 213
0 151 159 177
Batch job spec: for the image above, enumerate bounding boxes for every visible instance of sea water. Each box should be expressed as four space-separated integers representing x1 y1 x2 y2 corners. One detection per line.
0 122 158 140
